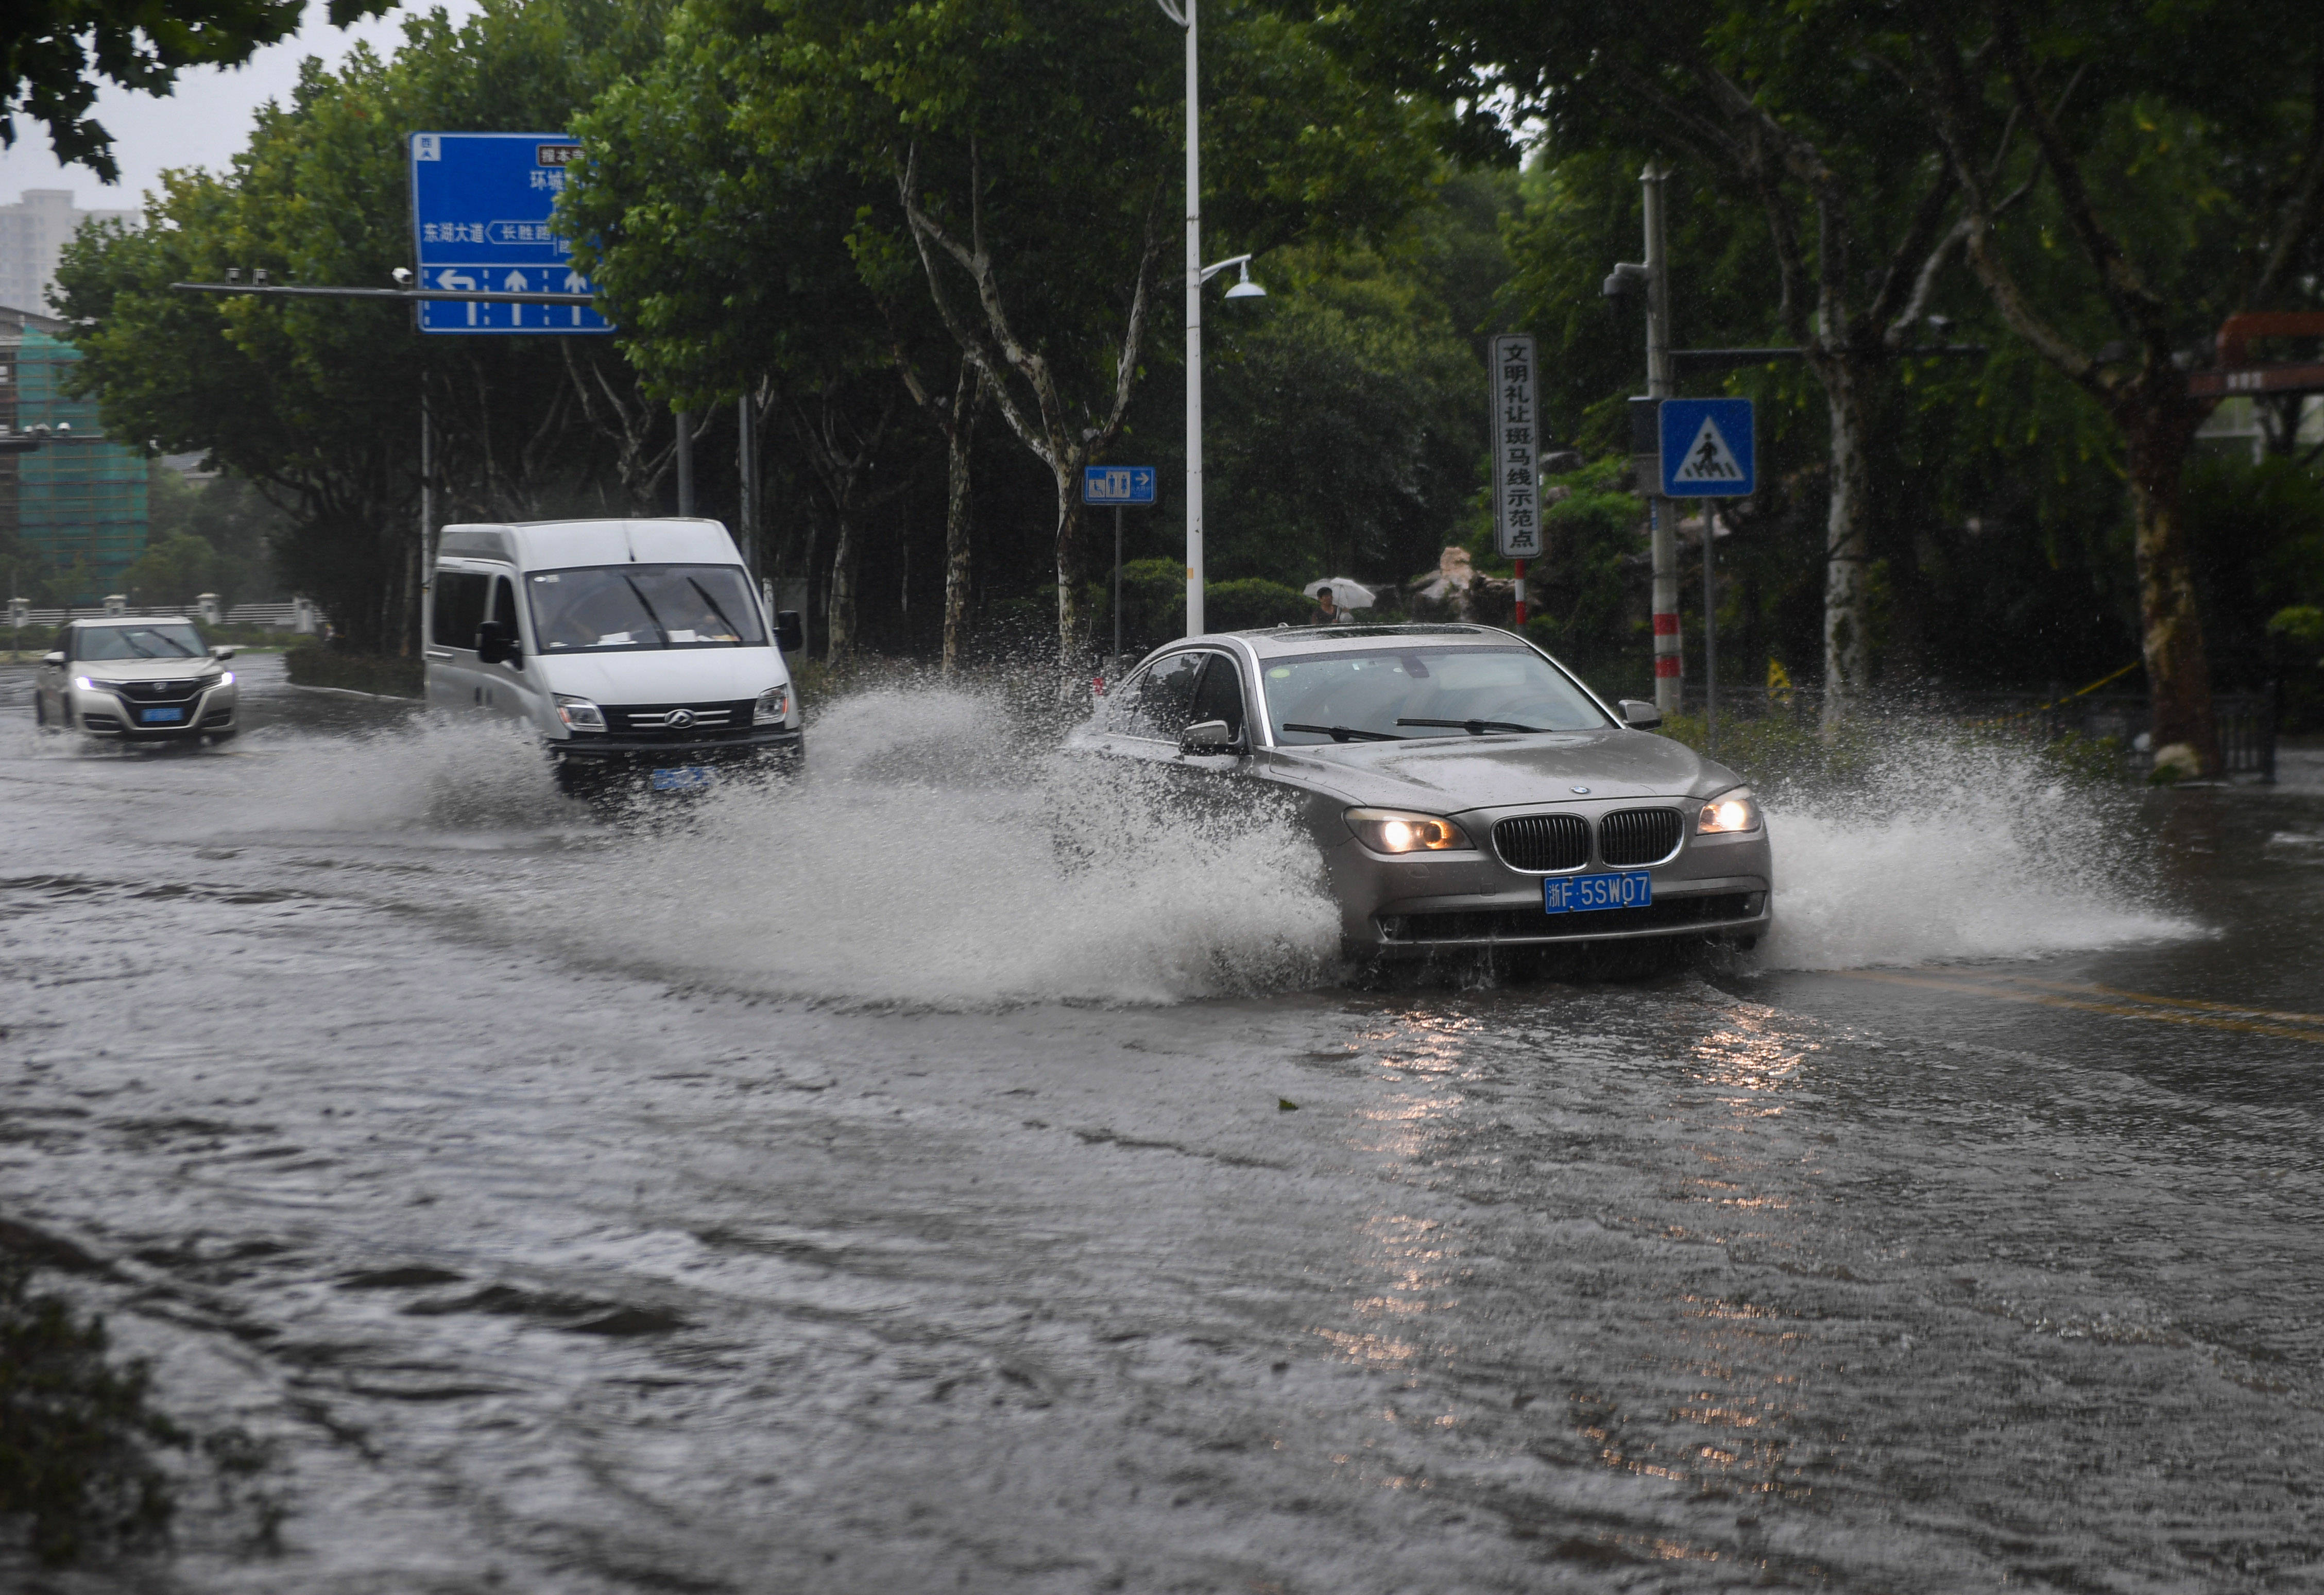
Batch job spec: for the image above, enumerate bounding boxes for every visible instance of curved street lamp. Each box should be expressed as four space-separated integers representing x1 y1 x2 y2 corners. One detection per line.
1154 0 1266 638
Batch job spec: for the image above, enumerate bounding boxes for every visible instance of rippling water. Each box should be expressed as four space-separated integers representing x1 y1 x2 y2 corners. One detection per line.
1 659 2317 1592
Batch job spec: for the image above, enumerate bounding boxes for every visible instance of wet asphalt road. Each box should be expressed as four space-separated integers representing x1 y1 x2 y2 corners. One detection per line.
2 655 2320 1593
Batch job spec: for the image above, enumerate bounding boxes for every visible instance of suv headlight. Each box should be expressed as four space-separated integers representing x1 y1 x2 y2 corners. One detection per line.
754 685 791 725
1697 786 1763 834
1345 807 1473 854
554 693 606 732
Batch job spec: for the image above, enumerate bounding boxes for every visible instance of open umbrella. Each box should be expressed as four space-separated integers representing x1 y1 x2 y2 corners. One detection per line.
1302 577 1377 611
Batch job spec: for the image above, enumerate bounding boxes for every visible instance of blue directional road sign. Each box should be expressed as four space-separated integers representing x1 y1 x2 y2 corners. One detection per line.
1082 464 1158 505
408 131 611 335
1659 397 1755 497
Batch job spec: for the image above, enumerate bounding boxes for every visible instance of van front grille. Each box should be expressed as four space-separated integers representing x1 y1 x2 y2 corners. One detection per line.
1493 813 1591 872
1598 808 1685 866
603 700 756 737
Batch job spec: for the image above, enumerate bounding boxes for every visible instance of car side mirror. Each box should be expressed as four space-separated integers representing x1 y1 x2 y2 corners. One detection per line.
475 620 521 667
1618 699 1663 729
775 609 805 654
42 651 65 667
1180 719 1240 754
209 645 237 660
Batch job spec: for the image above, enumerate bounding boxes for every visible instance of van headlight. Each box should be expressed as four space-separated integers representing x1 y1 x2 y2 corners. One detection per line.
1697 786 1763 834
754 685 790 725
1344 807 1473 854
554 693 606 732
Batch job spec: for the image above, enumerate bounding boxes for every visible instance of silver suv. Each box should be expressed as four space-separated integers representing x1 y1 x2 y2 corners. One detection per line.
33 617 240 744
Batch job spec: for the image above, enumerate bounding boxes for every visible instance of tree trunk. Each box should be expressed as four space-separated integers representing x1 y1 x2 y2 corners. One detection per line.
827 514 858 665
940 374 980 675
1819 357 1874 728
2124 406 2221 775
1051 462 1089 682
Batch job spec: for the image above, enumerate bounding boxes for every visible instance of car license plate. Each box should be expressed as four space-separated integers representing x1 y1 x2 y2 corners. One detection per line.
649 766 715 792
1544 871 1651 913
139 707 184 724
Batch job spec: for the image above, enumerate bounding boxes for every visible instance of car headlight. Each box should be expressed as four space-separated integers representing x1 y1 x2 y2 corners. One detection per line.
554 693 606 732
754 685 790 725
205 671 234 690
1345 807 1473 854
73 675 102 692
1697 786 1763 834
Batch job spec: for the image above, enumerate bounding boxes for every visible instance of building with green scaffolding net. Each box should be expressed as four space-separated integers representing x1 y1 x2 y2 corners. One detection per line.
3 310 147 602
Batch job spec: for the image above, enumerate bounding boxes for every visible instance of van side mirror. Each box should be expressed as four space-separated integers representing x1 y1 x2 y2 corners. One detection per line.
475 620 521 667
775 609 805 654
209 645 237 660
1180 718 1240 754
42 651 65 667
1618 699 1662 729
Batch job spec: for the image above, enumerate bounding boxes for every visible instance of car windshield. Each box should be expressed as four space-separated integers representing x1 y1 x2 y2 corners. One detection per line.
75 623 203 660
525 564 766 653
1260 646 1612 744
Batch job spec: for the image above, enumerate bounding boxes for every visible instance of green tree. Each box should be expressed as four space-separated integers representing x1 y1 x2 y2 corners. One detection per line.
3 0 394 179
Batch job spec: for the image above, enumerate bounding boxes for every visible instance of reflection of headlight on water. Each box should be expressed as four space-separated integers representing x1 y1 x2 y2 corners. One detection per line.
1697 787 1763 834
1345 806 1473 854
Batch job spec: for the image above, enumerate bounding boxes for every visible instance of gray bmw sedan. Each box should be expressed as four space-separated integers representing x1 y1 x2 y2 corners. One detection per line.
1070 624 1771 957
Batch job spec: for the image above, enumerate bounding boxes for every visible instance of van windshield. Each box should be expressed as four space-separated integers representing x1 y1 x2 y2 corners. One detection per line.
525 564 766 653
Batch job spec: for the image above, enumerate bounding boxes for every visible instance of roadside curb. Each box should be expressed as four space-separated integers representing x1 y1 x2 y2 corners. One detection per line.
285 683 422 703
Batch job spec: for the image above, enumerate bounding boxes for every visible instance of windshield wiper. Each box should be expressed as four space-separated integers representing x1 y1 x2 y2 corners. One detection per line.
1281 722 1405 743
622 574 673 646
1397 717 1543 736
684 576 743 643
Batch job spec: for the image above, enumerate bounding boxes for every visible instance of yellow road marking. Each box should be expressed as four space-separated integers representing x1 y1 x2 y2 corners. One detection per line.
1832 970 2324 1045
1992 975 2324 1029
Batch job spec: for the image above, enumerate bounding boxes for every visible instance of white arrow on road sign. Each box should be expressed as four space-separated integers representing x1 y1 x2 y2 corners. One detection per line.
1671 413 1747 485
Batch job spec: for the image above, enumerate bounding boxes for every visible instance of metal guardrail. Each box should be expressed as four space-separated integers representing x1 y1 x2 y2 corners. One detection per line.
1677 683 2280 782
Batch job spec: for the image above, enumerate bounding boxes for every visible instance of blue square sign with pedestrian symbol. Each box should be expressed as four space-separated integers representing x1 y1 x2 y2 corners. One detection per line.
1081 465 1157 505
1659 397 1754 497
408 131 612 335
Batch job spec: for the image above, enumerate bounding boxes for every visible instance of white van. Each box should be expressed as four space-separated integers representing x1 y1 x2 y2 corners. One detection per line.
424 517 805 792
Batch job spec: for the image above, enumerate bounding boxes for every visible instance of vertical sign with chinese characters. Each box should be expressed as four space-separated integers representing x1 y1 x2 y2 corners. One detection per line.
1491 333 1542 558
408 132 612 335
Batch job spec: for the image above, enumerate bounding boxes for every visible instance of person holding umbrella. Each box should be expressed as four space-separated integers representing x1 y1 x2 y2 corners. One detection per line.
1303 577 1375 626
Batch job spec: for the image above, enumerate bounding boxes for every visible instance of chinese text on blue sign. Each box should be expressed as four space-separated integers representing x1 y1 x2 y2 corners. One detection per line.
408 132 611 335
1081 465 1157 505
1657 398 1755 498
1491 334 1541 557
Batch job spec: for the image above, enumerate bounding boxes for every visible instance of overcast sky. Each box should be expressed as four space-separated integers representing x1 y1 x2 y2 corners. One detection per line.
0 2 482 211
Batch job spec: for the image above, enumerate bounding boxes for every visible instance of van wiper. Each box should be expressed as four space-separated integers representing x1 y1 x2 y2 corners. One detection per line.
1397 717 1543 736
622 574 672 645
1282 722 1405 743
685 576 742 643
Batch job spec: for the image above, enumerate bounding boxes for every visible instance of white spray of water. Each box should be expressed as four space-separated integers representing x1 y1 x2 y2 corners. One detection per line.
1755 734 2199 970
209 716 577 839
526 686 1341 1007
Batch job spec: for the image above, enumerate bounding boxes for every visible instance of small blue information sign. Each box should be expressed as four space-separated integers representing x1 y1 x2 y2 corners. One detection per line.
408 131 610 335
1658 397 1755 497
1082 465 1157 505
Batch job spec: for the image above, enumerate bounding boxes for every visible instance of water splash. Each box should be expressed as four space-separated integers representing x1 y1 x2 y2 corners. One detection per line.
1754 732 2198 970
527 685 1341 1007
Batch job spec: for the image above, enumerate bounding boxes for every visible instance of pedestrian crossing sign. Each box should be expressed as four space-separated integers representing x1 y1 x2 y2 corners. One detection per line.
1658 397 1755 497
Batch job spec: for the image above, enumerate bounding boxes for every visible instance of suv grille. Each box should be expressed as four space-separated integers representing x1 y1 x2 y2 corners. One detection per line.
1493 813 1590 872
603 700 756 736
115 679 202 703
1598 808 1685 866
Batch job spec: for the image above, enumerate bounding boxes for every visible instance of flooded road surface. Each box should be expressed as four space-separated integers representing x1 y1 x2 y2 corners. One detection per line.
3 656 2319 1592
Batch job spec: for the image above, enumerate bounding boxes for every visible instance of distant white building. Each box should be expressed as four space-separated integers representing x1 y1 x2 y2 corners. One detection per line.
0 189 139 316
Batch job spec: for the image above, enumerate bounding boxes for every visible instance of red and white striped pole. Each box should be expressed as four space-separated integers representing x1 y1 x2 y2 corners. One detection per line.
1513 558 1527 625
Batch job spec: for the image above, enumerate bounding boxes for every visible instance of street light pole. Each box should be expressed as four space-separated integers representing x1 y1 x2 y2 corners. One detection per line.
1157 0 1205 637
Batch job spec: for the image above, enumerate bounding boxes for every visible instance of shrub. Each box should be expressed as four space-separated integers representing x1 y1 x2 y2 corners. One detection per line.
0 1260 184 1566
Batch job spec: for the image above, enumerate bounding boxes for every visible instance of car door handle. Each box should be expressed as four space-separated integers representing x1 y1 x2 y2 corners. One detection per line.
423 648 454 660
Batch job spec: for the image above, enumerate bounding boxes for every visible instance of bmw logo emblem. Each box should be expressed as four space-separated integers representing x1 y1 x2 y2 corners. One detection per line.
667 708 696 729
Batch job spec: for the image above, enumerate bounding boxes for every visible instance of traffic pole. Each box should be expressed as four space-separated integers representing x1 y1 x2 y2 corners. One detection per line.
1702 500 1718 755
674 408 694 517
1513 558 1528 625
1643 164 1682 717
1113 504 1124 663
